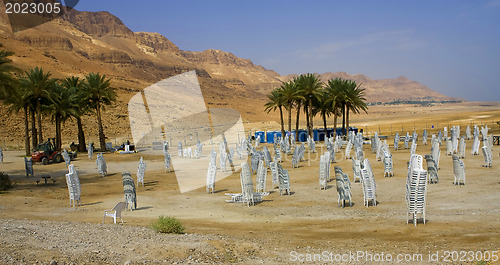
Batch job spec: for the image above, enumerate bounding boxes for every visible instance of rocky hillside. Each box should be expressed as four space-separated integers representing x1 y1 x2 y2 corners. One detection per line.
0 7 460 147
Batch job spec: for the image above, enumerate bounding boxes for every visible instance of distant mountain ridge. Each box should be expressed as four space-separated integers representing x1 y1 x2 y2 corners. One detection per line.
281 72 461 103
0 8 459 103
0 7 462 145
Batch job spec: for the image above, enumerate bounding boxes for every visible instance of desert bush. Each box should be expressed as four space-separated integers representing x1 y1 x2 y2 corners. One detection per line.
151 216 184 234
0 172 12 191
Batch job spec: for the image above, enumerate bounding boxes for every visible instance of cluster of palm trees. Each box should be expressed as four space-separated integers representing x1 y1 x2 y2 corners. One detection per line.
0 44 116 156
265 73 368 140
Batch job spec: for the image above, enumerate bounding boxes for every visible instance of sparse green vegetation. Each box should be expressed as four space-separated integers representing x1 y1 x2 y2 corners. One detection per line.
151 216 184 234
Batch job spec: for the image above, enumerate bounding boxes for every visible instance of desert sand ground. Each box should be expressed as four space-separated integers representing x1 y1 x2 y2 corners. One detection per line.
0 103 499 265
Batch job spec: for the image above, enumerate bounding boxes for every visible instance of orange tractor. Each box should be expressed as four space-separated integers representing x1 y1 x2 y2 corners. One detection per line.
31 138 74 165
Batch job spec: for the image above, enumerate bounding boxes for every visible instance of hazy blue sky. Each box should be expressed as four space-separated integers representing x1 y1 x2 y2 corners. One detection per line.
75 0 500 102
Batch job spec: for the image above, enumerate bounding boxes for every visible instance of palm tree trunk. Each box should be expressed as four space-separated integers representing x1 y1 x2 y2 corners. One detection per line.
346 105 350 136
77 117 86 152
37 99 43 143
322 112 327 139
342 103 346 136
30 107 37 150
55 115 61 151
97 105 106 151
278 106 285 138
295 102 301 141
24 105 30 156
308 98 314 138
305 104 310 138
288 106 292 145
333 112 338 137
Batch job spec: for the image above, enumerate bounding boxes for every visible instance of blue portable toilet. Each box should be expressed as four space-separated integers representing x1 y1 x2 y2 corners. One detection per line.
297 129 308 142
327 128 334 138
317 129 329 142
313 129 319 141
266 131 275 143
255 131 265 143
335 127 345 136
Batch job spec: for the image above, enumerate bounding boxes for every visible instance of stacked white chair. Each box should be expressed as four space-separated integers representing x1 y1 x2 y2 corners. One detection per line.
345 140 353 159
471 135 480 155
431 139 441 170
404 132 410 149
352 159 362 183
452 155 466 185
278 163 291 195
65 164 81 207
263 146 272 168
446 139 453 155
458 136 466 159
177 141 183 158
269 161 279 188
96 153 107 177
383 152 394 177
291 145 299 169
87 143 93 160
220 151 227 172
406 155 428 226
482 145 492 168
273 145 282 163
319 154 328 190
137 157 146 187
334 166 352 207
424 154 439 184
225 162 269 205
360 159 376 207
394 132 400 151
324 151 331 181
164 150 171 172
62 149 71 166
256 160 267 193
240 162 255 206
122 172 137 211
410 140 417 156
206 150 217 193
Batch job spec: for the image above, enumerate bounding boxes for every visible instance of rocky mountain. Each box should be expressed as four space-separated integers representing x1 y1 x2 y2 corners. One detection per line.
0 7 460 147
281 72 461 103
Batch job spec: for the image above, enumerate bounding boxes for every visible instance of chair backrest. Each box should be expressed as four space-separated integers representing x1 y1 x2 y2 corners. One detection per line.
112 202 127 217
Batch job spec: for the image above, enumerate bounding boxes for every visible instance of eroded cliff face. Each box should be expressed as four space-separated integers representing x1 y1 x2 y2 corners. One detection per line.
61 10 134 38
0 8 460 146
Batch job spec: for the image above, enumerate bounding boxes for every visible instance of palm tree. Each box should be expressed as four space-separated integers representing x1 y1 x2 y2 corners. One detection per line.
264 88 285 138
344 80 368 135
82 73 116 151
48 82 78 151
20 67 57 145
0 43 19 101
291 76 305 141
279 81 298 143
5 84 32 156
296 73 323 138
62 76 88 152
324 78 345 136
313 89 333 138
0 44 27 154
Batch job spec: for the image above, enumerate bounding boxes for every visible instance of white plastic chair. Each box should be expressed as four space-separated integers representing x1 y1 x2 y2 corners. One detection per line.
103 202 126 224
